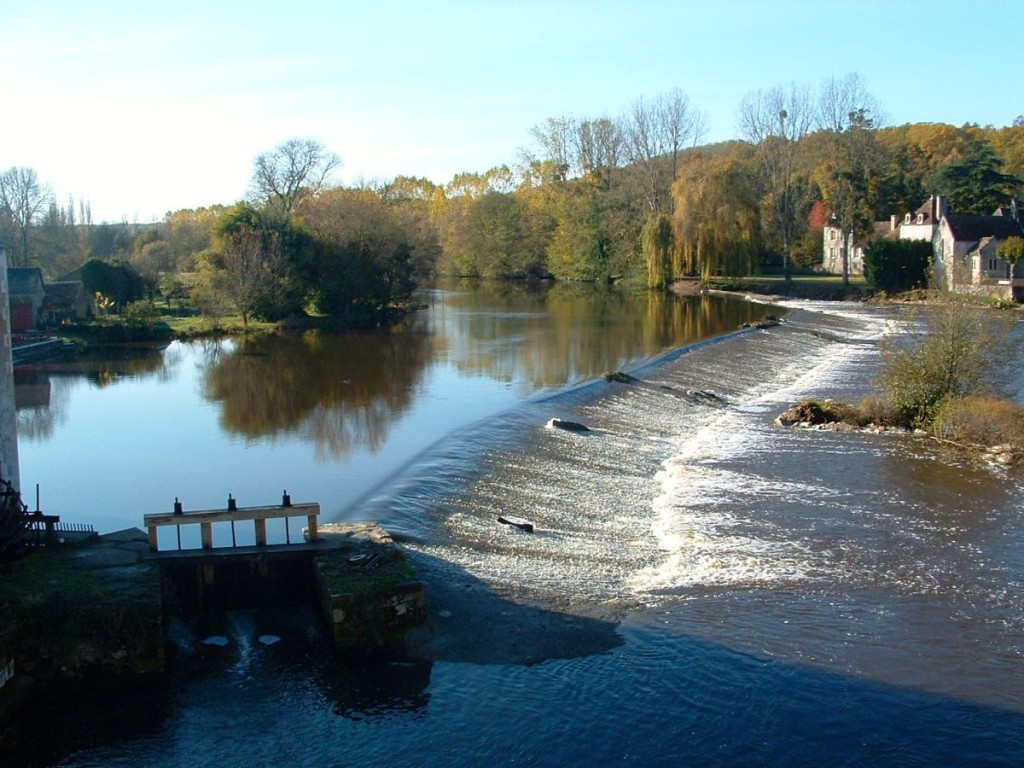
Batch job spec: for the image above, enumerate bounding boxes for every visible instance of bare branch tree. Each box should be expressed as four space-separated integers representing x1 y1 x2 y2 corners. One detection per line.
620 89 706 213
215 230 284 326
573 117 623 184
528 116 575 182
738 82 813 280
249 138 342 217
816 74 886 285
0 166 54 267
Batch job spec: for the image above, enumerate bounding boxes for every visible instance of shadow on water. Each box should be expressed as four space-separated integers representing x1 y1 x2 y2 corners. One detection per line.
3 602 1022 766
0 674 172 767
0 549 625 766
597 617 1024 768
401 549 625 665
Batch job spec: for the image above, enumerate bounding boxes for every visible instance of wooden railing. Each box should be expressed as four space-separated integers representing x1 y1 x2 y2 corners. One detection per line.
144 496 320 553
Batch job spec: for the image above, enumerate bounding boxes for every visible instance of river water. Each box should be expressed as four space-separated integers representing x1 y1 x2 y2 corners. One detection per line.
10 286 1024 766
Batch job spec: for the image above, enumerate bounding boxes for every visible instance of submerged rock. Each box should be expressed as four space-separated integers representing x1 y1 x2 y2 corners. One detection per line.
742 315 782 330
686 389 728 408
546 418 590 432
603 371 639 384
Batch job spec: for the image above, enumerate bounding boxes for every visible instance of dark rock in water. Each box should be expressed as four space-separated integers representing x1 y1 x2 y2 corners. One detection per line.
498 515 535 533
686 389 728 407
742 316 782 330
775 401 831 427
603 371 639 384
546 418 590 432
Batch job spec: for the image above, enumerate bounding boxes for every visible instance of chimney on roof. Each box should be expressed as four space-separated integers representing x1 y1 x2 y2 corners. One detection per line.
935 195 947 220
1012 197 1019 223
890 214 898 232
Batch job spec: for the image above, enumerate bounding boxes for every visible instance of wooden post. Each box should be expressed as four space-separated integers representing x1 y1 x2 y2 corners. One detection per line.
254 518 267 547
306 513 318 542
201 522 213 549
147 524 159 552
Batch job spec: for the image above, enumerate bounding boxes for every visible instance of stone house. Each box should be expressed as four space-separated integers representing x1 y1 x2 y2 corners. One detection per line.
824 192 1024 300
822 219 898 276
933 209 1024 300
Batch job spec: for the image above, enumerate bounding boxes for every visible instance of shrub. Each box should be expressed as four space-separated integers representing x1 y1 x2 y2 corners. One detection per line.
863 239 932 293
879 303 1010 427
930 396 1024 447
855 396 907 428
122 300 160 328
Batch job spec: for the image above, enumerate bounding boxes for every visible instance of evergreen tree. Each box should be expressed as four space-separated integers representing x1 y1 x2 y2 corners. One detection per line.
929 137 1020 214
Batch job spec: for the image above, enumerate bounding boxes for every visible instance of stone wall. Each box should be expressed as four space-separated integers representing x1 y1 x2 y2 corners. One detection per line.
0 246 19 490
313 523 427 658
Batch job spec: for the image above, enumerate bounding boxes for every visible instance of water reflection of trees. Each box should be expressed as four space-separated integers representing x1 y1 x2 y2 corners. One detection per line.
200 327 431 458
15 369 63 439
15 345 178 439
437 282 768 390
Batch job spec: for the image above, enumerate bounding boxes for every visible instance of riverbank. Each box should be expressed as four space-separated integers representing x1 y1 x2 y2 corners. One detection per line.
0 529 163 746
670 276 872 302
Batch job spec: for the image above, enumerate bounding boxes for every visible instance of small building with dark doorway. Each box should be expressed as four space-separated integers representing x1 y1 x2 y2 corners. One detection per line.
7 268 45 332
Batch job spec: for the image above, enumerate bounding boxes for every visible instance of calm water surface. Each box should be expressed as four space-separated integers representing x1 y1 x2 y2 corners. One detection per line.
9 287 1024 767
17 283 764 536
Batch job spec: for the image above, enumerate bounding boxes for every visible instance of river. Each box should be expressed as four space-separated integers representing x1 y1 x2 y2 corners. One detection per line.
9 285 1024 766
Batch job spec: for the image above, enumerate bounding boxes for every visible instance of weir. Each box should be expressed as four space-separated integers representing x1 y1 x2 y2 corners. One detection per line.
141 498 426 658
157 546 320 616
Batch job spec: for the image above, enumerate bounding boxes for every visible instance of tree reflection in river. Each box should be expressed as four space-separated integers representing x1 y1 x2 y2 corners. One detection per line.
200 325 433 457
198 284 769 460
437 281 768 390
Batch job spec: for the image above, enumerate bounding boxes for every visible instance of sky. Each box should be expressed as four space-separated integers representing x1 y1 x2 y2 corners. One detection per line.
3 0 1023 224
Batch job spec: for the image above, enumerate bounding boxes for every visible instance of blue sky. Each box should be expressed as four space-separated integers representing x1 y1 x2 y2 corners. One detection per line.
3 0 1022 223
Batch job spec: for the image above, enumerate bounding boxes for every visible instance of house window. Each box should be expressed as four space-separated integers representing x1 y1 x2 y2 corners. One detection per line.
916 213 924 224
988 258 999 272
829 229 837 241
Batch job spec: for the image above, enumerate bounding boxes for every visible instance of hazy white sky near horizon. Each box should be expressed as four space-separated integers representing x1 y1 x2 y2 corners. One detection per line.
3 0 1022 224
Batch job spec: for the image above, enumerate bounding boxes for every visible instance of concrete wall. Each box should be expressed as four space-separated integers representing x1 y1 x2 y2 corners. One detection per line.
0 246 20 491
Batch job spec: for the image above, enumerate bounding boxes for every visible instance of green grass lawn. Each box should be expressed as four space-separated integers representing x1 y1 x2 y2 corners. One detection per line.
706 274 870 299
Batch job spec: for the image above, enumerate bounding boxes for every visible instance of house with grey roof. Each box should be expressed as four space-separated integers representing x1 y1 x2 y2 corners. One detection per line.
899 195 947 243
934 208 1024 299
829 193 1024 300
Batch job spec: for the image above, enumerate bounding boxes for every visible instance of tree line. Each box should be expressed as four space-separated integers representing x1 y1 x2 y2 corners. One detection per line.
3 74 1024 323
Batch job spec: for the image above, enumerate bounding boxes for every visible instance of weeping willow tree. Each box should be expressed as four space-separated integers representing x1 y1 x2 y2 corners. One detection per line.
642 213 673 288
672 152 762 281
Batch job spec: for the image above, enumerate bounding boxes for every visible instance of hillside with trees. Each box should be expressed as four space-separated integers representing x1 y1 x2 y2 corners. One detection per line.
4 74 1024 326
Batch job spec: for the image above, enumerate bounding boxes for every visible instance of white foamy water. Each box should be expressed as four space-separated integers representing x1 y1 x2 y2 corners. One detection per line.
632 306 888 596
373 295 1024 716
380 301 896 608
